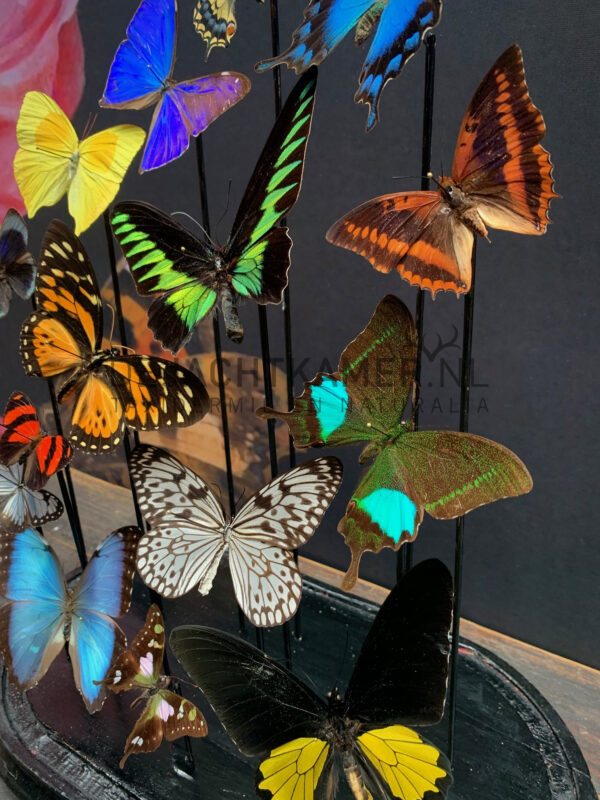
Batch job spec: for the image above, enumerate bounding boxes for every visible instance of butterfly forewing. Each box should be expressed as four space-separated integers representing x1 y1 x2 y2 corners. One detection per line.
170 626 326 756
452 44 557 234
100 604 166 693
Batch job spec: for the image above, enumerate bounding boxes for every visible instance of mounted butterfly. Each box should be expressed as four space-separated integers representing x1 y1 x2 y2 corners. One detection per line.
256 0 442 129
193 0 265 58
327 45 558 296
258 295 533 589
0 526 141 712
0 462 63 533
100 0 251 172
0 210 36 318
13 91 145 235
0 391 72 491
110 68 318 349
19 221 209 453
171 559 454 800
129 444 342 627
97 604 207 768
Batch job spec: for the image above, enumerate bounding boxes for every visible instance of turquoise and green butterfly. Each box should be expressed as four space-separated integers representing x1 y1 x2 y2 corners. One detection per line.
110 68 318 351
258 295 533 590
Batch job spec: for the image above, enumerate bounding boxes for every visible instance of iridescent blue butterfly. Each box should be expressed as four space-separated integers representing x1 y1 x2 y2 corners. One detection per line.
100 0 251 171
0 526 141 713
256 0 442 130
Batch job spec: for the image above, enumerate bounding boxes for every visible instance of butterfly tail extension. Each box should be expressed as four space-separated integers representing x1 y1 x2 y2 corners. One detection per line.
220 286 244 343
355 0 443 131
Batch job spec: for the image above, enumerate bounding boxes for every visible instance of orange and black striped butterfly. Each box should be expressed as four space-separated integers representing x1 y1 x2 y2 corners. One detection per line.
327 44 558 297
0 391 72 491
19 221 210 454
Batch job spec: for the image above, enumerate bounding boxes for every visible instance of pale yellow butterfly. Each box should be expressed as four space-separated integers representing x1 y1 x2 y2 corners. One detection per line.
14 91 145 235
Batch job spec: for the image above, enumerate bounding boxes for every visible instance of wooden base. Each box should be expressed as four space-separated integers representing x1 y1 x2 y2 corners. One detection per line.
0 567 595 800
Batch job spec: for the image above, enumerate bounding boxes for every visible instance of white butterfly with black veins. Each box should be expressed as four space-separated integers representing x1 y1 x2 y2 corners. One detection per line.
129 445 343 627
0 461 63 532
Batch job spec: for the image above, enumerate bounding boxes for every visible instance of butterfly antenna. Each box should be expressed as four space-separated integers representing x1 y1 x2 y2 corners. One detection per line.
106 302 117 346
82 112 98 140
171 211 214 245
215 179 232 236
233 487 247 512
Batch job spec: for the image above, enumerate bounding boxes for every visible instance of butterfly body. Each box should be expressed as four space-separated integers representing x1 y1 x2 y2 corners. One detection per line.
327 45 558 295
171 559 454 800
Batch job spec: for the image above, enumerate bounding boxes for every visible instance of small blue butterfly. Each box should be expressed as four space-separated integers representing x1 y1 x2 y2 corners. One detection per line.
256 0 442 130
0 526 141 712
100 0 251 171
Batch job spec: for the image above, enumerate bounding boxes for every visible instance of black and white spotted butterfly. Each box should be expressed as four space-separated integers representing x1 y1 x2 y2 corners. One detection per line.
129 445 343 627
0 461 63 532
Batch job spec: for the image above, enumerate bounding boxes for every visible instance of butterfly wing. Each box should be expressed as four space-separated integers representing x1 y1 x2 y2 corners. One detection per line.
193 0 237 56
69 526 141 712
0 528 67 692
224 68 318 307
255 0 374 74
170 626 327 756
0 463 63 533
70 126 145 235
452 44 557 236
129 445 227 597
327 190 474 295
13 91 77 220
0 210 36 316
228 457 343 626
257 294 416 448
100 0 176 109
356 0 442 130
0 391 72 490
140 73 250 172
111 201 218 353
355 725 452 800
120 690 207 768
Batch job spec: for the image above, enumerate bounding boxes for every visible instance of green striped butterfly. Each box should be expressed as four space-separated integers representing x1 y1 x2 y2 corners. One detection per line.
110 68 318 351
258 295 533 590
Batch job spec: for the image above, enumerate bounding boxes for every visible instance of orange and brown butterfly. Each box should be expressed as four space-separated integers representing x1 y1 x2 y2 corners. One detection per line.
19 220 210 454
0 390 72 490
97 604 207 768
327 44 559 296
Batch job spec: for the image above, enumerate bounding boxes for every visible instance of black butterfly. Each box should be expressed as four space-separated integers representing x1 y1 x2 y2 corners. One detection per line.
0 209 35 318
170 559 454 800
111 68 318 352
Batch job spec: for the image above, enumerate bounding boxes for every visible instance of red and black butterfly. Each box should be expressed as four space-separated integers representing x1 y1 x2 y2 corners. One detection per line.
0 391 72 491
327 45 558 297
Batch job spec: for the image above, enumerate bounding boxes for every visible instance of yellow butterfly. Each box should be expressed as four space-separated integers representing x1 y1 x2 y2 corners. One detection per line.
13 91 145 235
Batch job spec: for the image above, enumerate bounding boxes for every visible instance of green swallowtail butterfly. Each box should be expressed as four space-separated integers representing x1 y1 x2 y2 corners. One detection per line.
110 68 318 352
257 295 533 590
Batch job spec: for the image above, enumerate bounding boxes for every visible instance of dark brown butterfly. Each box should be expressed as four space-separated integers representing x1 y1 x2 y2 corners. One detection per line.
98 604 207 768
327 44 558 296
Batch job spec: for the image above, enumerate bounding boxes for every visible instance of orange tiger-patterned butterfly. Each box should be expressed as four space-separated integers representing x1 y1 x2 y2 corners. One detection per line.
327 44 558 296
19 220 210 454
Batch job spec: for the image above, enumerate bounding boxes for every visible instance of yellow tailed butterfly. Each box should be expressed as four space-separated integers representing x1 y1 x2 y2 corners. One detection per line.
13 91 145 235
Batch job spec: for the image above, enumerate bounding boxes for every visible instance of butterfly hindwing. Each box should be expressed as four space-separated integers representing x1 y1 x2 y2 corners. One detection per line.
193 0 237 56
256 737 333 800
452 44 557 236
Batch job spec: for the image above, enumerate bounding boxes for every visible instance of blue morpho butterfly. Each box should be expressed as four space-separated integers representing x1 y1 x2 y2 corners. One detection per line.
0 526 141 712
100 0 251 171
256 0 442 130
